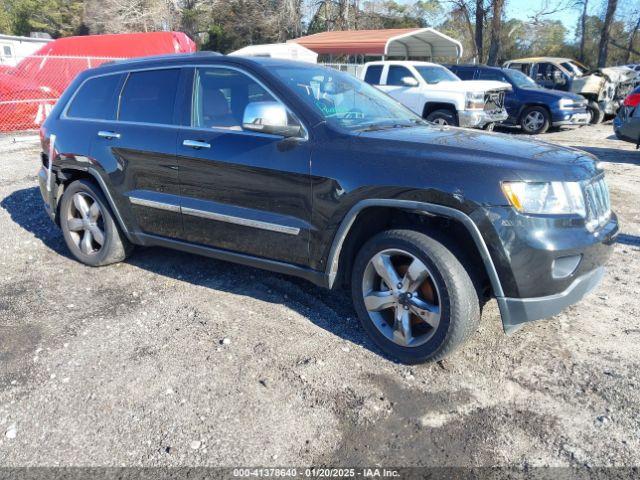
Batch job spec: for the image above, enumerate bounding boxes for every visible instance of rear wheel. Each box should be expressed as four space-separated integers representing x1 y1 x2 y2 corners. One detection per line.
520 106 550 134
351 229 480 364
425 109 458 126
587 100 604 124
60 179 132 267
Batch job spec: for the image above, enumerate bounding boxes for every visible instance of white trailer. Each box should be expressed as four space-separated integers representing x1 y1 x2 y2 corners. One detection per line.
0 34 52 67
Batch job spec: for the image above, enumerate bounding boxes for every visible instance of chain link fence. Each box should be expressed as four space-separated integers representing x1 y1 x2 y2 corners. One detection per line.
0 55 125 132
320 63 363 79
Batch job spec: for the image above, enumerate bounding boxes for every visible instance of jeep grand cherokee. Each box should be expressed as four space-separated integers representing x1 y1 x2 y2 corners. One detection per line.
38 53 618 364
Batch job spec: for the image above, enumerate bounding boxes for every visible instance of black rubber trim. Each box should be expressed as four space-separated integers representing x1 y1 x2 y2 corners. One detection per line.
497 266 605 334
138 233 328 287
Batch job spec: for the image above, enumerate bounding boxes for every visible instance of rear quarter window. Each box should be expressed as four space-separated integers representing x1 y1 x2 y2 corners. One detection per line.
118 69 181 124
453 68 475 80
66 74 123 120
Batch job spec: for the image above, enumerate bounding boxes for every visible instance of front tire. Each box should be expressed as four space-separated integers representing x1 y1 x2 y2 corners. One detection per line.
587 100 604 124
520 106 550 134
59 179 132 267
351 230 480 364
425 109 458 126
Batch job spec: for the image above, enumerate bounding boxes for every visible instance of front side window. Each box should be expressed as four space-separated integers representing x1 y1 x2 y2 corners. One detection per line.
119 69 180 124
192 67 281 130
2 45 11 56
386 66 416 86
273 66 424 131
414 66 460 84
67 74 122 120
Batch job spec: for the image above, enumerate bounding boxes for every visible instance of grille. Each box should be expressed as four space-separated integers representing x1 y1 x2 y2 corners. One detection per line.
583 176 611 231
484 91 505 111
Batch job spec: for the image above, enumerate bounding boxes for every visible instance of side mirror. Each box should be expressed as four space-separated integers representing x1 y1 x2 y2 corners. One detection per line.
242 101 302 138
401 76 419 87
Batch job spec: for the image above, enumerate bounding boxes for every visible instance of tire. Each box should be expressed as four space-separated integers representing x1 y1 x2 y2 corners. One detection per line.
425 109 458 126
519 106 550 134
351 229 480 364
59 179 133 267
587 100 604 124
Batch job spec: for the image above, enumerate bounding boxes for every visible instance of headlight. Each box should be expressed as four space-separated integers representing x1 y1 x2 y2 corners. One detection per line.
465 92 484 110
558 98 581 109
502 181 586 216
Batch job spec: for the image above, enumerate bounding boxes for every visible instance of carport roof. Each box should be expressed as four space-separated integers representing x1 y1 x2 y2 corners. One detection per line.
290 28 463 59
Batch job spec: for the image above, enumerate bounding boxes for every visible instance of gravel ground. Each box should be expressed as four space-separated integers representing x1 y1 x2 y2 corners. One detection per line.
0 123 639 468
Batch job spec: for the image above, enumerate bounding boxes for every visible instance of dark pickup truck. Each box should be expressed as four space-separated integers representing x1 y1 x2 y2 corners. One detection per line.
38 53 618 363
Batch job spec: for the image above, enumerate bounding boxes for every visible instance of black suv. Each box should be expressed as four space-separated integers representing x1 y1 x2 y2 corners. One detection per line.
38 53 618 363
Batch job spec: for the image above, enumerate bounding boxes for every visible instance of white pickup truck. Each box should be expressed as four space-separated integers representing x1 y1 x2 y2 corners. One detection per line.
360 61 511 129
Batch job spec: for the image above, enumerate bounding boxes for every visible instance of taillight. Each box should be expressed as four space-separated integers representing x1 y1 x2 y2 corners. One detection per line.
624 93 640 107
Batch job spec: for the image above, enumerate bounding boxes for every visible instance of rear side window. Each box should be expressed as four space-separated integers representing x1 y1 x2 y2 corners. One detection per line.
453 68 475 80
66 74 122 120
364 65 383 85
119 69 180 124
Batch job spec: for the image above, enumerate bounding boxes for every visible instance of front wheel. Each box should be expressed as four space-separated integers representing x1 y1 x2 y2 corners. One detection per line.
351 230 480 364
520 106 550 134
425 109 458 126
587 100 604 124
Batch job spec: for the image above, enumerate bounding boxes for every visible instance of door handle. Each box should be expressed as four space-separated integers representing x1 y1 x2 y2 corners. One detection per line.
183 139 211 149
97 130 121 140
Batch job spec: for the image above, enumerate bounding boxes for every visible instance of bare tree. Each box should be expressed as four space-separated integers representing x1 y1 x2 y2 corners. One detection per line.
597 0 618 67
475 0 485 63
623 14 640 63
487 0 505 65
578 0 588 62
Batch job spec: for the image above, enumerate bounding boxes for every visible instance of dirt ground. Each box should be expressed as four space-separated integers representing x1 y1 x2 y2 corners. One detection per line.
0 122 639 468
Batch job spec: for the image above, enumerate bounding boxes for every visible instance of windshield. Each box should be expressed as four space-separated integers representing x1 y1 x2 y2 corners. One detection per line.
414 66 459 84
504 68 539 88
272 66 425 131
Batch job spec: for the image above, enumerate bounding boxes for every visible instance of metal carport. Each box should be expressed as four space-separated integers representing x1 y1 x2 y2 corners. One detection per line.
289 28 463 60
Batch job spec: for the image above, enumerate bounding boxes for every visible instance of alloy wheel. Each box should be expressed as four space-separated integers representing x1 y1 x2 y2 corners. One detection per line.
66 192 105 255
523 111 544 132
433 118 448 125
361 248 441 347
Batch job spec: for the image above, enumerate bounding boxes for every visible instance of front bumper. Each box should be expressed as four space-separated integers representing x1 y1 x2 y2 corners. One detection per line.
552 110 590 127
458 109 508 128
497 266 604 333
474 205 618 332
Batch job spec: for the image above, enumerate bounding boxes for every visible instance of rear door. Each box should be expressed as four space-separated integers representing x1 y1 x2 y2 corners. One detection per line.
174 66 312 266
89 68 185 239
620 105 640 142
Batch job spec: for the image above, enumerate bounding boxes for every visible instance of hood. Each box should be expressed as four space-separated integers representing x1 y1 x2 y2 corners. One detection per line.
600 67 637 84
431 80 511 92
356 124 598 182
520 86 585 102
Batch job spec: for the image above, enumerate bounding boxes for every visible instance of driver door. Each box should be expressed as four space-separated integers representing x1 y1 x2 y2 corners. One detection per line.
378 65 422 114
175 66 312 266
